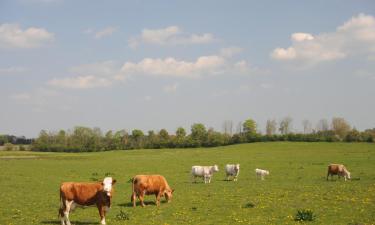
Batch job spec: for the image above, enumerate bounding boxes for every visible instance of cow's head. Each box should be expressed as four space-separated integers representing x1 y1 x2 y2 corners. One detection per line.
213 165 219 172
102 177 117 197
235 164 240 172
164 188 174 203
344 169 351 180
265 170 270 175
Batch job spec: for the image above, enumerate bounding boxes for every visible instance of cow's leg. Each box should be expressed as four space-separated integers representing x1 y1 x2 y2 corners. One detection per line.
131 192 137 207
234 175 237 182
326 172 329 181
156 192 161 206
97 205 106 225
139 192 146 207
64 200 73 225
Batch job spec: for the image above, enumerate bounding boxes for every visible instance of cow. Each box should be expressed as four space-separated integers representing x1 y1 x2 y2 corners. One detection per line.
327 164 351 181
225 164 240 181
191 165 219 184
131 175 174 207
59 177 116 225
255 168 269 180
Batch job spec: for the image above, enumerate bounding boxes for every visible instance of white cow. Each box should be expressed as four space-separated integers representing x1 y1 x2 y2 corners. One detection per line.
225 164 240 181
255 168 269 180
191 165 219 184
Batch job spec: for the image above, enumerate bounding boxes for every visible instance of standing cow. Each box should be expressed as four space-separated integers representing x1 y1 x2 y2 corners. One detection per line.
131 175 174 207
225 164 240 181
327 164 351 181
59 177 116 225
255 168 269 180
191 165 219 183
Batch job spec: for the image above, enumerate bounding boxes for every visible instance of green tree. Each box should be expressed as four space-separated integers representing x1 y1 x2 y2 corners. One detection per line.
243 118 257 134
191 123 207 147
176 127 186 138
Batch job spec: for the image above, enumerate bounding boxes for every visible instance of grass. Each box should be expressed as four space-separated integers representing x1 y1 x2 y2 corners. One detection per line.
0 142 374 225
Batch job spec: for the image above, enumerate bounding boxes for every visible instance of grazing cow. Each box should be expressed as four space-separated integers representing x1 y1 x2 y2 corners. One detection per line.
225 164 240 181
59 177 116 225
255 168 269 180
131 175 174 207
327 164 351 181
191 165 219 184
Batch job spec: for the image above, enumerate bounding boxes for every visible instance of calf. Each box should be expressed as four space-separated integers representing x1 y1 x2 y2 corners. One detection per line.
59 177 116 225
225 164 240 181
191 165 219 184
131 175 174 207
327 164 351 181
255 168 269 180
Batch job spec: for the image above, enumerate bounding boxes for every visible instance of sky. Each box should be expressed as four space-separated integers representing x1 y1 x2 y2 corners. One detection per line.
1 0 375 137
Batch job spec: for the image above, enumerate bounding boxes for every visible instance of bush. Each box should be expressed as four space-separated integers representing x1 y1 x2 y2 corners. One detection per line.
294 209 315 222
4 143 14 151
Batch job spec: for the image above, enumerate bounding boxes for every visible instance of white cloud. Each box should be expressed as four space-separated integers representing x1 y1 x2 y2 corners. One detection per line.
291 33 314 42
48 76 112 89
128 25 216 48
163 83 179 93
118 55 226 79
271 14 375 65
47 61 119 89
94 27 117 39
0 67 28 74
0 23 54 48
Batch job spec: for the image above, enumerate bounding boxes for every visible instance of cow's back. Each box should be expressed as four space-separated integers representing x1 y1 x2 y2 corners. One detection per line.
133 175 169 194
328 164 344 175
60 182 102 206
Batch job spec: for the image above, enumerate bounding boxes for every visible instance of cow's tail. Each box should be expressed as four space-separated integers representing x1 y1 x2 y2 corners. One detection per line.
58 189 65 218
131 177 136 203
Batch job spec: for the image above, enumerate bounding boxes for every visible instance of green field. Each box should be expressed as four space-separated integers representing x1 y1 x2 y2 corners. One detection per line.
0 142 374 225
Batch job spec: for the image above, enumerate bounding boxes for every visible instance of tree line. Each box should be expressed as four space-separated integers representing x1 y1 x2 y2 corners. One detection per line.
27 117 375 152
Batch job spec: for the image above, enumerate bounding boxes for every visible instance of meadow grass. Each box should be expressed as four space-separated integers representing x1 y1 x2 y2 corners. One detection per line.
0 142 374 225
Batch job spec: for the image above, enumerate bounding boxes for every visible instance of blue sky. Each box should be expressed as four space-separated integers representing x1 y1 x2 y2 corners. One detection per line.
1 0 374 137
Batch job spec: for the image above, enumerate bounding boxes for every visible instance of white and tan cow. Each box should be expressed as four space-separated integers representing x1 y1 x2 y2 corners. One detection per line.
255 168 269 180
327 164 351 181
59 177 116 225
225 164 240 181
191 165 219 184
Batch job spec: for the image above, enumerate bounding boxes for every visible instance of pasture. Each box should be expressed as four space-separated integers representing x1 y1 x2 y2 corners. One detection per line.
0 142 374 225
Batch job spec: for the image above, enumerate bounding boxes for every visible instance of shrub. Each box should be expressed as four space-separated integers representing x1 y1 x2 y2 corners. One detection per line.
4 143 14 151
294 209 315 222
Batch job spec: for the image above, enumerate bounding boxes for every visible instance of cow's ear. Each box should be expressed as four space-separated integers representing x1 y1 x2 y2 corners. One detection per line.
112 179 117 185
172 189 175 193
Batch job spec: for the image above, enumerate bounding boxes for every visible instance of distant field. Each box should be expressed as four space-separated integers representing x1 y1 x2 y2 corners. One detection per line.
0 142 374 225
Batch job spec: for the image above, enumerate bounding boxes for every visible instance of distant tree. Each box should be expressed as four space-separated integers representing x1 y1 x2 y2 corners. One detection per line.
222 120 233 135
159 129 169 140
279 117 293 134
331 117 351 139
131 129 145 149
266 119 277 136
191 123 207 146
176 127 186 138
302 119 312 134
236 121 243 134
243 118 257 135
316 119 329 132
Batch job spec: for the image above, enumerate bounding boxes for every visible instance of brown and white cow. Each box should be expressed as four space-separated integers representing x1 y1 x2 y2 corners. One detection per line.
327 164 351 181
131 175 174 207
59 177 116 225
